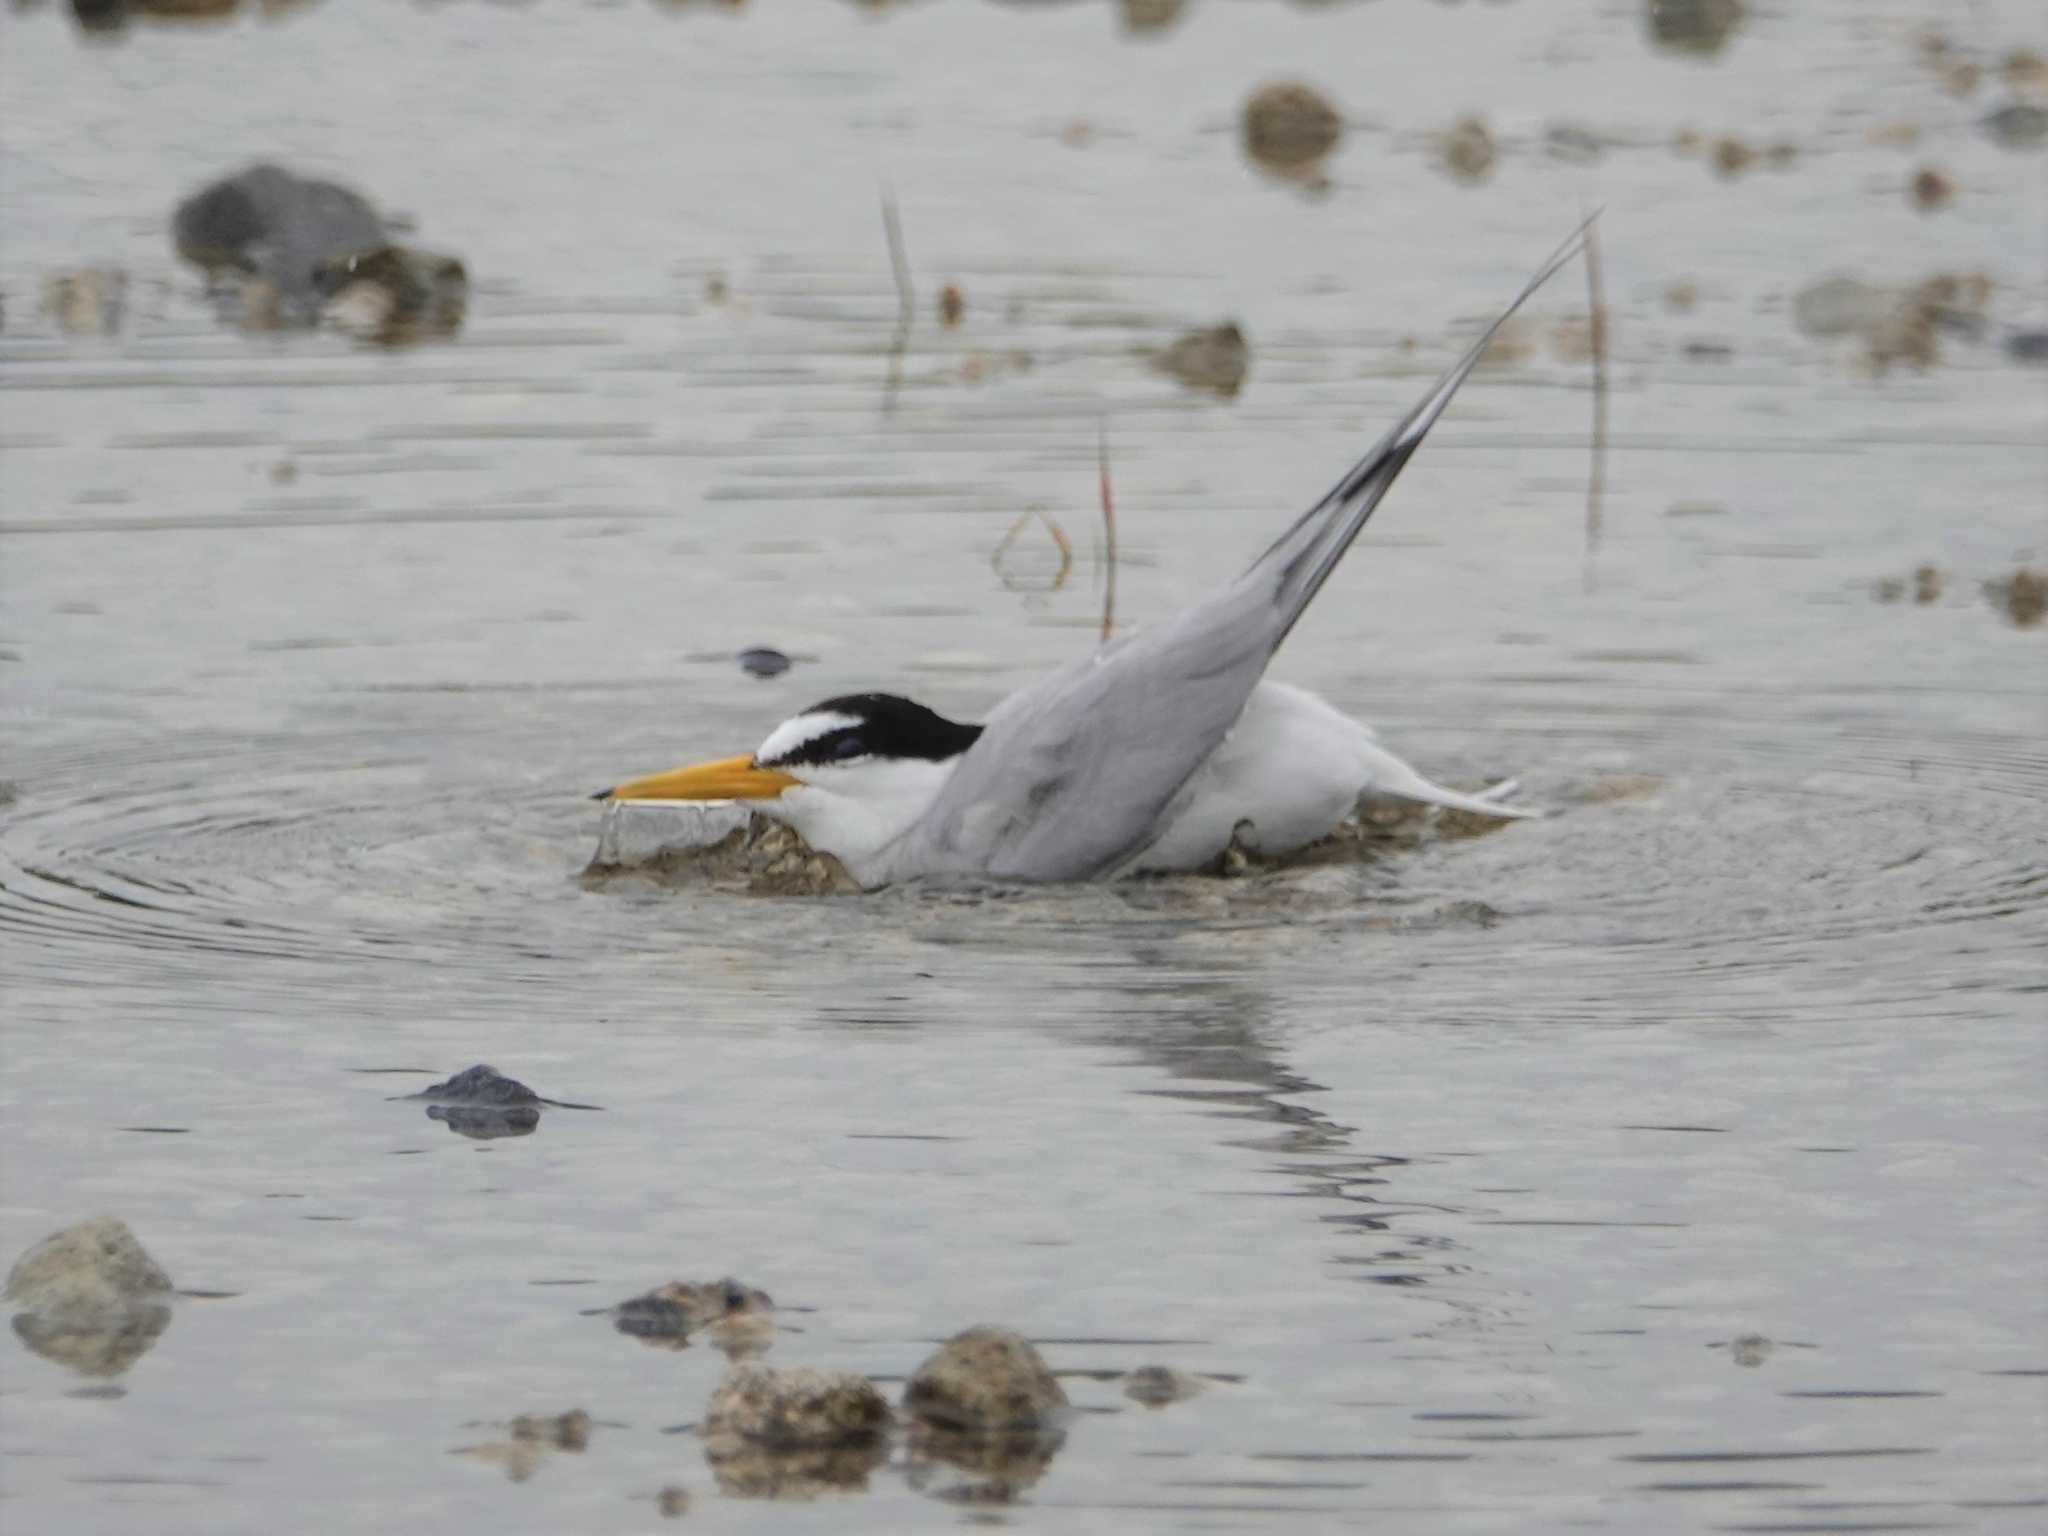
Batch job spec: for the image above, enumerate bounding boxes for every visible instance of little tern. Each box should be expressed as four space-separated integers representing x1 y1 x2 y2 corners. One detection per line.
600 233 1585 888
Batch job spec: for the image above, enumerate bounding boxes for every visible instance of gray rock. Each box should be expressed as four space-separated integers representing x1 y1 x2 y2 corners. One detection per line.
410 1064 540 1106
705 1363 892 1447
172 164 465 340
2006 331 2048 364
1981 101 2048 150
174 163 385 306
1646 0 1744 57
903 1326 1067 1431
6 1217 171 1320
613 1276 775 1344
736 646 793 679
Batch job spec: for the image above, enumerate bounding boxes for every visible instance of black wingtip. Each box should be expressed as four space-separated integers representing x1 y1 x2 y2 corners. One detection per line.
590 788 614 802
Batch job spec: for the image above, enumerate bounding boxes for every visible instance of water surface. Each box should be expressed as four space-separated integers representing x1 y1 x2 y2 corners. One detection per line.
3 1 2044 1531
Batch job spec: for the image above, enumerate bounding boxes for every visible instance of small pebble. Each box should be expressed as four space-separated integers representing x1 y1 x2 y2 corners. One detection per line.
1910 166 1955 212
1728 1333 1773 1368
1710 136 1755 177
1440 115 1497 182
1152 322 1249 398
1242 82 1342 173
1984 567 2045 628
1122 1365 1206 1408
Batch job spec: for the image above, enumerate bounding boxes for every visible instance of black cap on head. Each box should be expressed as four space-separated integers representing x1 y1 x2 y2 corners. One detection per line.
760 693 983 769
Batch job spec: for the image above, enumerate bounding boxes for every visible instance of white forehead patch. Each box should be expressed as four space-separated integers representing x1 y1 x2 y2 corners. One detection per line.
756 710 862 765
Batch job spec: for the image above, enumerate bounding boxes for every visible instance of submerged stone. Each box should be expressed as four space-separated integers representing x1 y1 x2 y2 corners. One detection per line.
1439 116 1498 182
1645 0 1744 57
1726 1332 1774 1367
1793 271 1992 373
1121 1364 1207 1407
1119 0 1184 35
451 1407 593 1483
508 1408 591 1449
40 268 128 336
1151 323 1249 399
903 1326 1067 1431
1792 276 1888 339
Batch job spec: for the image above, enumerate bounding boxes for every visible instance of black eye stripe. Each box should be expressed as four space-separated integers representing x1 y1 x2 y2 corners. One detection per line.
759 694 985 769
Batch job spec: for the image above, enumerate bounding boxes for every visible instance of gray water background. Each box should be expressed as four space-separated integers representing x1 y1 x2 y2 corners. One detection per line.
2 1 2044 1531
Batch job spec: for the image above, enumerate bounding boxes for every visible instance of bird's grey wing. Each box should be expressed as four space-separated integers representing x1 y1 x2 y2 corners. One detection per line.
894 230 1589 882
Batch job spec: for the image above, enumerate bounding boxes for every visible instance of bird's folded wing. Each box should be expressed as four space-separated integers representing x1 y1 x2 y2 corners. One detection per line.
887 228 1590 883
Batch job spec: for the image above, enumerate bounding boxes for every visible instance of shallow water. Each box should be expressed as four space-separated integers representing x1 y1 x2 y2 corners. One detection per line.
3 1 2045 1531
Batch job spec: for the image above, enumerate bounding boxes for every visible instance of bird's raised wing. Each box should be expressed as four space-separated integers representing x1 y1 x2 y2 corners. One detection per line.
887 231 1589 883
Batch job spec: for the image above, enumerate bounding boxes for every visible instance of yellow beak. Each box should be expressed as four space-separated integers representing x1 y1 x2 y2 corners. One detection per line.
598 753 800 803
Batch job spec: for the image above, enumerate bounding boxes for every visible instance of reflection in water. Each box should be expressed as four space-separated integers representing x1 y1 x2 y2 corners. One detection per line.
427 1103 539 1139
704 1433 890 1501
1100 961 1490 1310
905 1422 1067 1505
11 1301 171 1382
452 1408 592 1484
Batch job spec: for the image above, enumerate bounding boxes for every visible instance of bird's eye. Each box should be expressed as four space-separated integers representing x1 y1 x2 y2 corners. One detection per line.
830 734 866 762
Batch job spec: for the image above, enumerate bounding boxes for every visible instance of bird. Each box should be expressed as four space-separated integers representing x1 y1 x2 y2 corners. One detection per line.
598 231 1586 889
